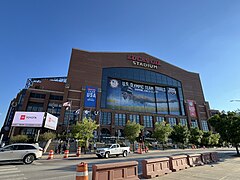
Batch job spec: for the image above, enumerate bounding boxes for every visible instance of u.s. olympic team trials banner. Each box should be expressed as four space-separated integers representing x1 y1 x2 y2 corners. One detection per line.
84 86 97 108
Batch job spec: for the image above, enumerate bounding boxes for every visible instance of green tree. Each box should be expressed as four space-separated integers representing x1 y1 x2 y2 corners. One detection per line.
201 131 212 147
210 133 220 146
189 127 203 147
124 121 143 150
39 132 56 142
153 122 172 150
209 111 240 154
72 117 99 148
170 125 190 149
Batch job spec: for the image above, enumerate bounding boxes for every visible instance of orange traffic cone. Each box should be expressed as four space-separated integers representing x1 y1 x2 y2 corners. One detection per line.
47 150 54 160
76 146 81 157
76 162 88 180
63 150 69 158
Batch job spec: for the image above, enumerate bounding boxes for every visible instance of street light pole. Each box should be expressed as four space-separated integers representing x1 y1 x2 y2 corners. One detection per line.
66 101 72 147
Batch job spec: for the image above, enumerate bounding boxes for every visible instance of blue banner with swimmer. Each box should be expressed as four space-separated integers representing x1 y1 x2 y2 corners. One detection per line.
106 78 180 114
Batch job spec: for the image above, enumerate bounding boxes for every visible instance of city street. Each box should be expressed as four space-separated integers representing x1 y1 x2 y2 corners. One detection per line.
0 147 237 180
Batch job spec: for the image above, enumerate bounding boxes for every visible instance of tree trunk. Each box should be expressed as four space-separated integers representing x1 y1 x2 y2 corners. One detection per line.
236 145 239 155
162 142 165 150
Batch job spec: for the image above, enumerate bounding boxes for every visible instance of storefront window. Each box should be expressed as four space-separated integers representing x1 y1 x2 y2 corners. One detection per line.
129 114 140 124
168 117 177 127
180 118 188 127
143 116 153 128
100 112 111 125
191 119 199 128
115 113 126 126
156 116 165 123
201 120 209 131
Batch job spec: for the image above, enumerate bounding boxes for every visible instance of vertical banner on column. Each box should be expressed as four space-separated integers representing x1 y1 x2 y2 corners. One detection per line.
187 100 197 118
84 86 97 108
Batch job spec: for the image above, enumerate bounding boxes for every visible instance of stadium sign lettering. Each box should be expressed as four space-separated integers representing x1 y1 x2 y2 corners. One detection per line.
127 55 160 69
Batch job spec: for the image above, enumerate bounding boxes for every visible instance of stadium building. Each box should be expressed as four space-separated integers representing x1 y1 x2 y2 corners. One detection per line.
1 49 211 141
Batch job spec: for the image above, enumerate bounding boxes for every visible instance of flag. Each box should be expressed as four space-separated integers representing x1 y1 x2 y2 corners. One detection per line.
75 109 80 114
63 101 71 107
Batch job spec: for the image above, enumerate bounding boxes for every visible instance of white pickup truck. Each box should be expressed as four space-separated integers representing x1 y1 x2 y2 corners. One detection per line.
96 144 130 158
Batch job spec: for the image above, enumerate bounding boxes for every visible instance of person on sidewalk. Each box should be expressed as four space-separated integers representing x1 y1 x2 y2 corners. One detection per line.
58 141 63 154
88 143 92 153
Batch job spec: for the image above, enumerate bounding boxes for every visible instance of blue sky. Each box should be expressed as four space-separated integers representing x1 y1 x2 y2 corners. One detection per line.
1 0 240 128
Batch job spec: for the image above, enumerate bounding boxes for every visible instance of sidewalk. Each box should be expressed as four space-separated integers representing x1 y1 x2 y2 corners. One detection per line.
152 152 240 180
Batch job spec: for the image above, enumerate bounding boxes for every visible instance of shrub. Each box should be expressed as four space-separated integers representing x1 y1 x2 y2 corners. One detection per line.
10 135 29 143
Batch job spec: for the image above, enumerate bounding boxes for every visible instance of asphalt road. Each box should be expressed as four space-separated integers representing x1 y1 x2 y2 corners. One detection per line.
0 148 236 180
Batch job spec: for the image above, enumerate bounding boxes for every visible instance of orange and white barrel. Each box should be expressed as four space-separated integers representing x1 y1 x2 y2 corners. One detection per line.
47 150 54 160
76 162 88 180
63 150 69 158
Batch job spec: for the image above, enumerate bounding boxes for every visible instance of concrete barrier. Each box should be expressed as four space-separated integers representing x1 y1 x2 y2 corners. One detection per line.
142 157 171 178
169 155 189 172
187 154 204 167
92 161 139 180
210 152 219 162
201 153 212 164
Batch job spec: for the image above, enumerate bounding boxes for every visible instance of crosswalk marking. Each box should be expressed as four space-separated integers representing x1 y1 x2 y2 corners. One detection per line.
0 165 27 179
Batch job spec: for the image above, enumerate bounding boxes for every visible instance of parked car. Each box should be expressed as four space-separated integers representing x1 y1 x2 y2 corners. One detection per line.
0 143 43 164
96 143 130 158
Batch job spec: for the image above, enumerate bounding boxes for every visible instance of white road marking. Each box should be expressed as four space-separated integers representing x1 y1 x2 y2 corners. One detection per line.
0 165 27 179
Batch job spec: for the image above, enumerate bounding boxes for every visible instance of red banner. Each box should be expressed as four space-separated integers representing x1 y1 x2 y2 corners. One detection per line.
187 100 197 118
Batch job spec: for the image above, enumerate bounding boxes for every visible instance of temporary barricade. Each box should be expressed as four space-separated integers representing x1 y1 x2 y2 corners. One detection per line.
92 161 139 180
201 153 212 164
169 155 189 172
142 157 171 178
210 152 219 162
187 154 204 167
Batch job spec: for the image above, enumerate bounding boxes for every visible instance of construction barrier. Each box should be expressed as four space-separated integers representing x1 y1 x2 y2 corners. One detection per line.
76 162 88 180
64 150 69 158
92 161 139 180
201 153 212 164
169 155 189 172
187 154 204 167
47 150 54 160
210 152 219 162
76 146 81 157
142 157 171 179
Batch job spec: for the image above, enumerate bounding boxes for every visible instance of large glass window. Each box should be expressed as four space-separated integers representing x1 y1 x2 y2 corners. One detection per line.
156 87 168 114
64 109 76 126
180 118 188 127
201 120 209 131
30 93 46 99
167 88 180 115
115 113 126 126
100 112 112 125
26 102 44 112
47 102 62 117
49 95 63 100
191 119 199 128
129 114 140 124
168 117 177 127
143 116 153 128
